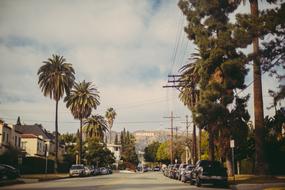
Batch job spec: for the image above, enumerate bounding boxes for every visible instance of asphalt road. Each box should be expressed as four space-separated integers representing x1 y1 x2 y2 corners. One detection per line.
0 172 230 190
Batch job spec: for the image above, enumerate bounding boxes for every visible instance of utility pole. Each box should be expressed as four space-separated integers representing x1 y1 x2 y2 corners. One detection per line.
182 115 190 164
164 111 180 164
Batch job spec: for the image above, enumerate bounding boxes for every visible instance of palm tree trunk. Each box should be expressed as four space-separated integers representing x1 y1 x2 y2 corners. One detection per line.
226 149 233 176
79 118 83 164
193 124 197 164
55 100 58 173
109 127 112 144
209 125 215 161
198 127 201 160
250 0 268 175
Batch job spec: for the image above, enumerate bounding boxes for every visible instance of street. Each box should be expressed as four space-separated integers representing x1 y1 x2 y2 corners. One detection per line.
0 172 229 190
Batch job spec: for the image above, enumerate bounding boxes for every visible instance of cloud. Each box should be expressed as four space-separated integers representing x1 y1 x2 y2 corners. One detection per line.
0 0 282 134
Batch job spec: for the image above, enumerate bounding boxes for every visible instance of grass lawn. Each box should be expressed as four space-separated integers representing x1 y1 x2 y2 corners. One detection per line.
228 175 285 185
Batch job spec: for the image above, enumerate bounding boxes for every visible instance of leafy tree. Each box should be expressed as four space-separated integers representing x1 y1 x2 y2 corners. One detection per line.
64 80 100 164
120 129 138 166
84 114 108 142
156 141 171 164
178 1 247 176
84 138 115 167
0 146 22 168
60 133 78 167
264 108 285 174
105 108 117 144
233 0 285 175
144 141 160 163
38 54 75 172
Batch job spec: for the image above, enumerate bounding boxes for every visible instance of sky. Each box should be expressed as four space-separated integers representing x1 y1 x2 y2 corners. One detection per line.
0 0 283 134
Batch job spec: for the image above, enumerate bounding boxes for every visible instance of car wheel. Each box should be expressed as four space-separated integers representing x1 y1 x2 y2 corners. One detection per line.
196 177 201 187
181 175 185 182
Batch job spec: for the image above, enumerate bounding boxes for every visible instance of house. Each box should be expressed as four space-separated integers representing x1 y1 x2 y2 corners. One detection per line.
106 143 122 168
0 123 22 154
21 134 46 157
15 124 64 160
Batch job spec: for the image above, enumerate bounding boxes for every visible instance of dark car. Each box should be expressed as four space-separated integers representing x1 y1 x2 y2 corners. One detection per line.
180 164 194 183
0 164 20 180
153 166 160 171
190 160 228 187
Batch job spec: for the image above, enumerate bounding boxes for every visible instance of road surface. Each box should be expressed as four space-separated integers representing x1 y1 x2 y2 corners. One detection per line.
1 172 229 190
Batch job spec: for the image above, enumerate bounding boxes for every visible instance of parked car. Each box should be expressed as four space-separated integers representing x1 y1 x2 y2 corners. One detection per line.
153 166 160 171
190 160 228 187
69 164 85 177
84 166 92 176
99 167 109 175
164 164 173 177
93 167 100 175
106 167 113 174
180 164 194 183
0 164 20 180
177 163 187 180
170 164 180 179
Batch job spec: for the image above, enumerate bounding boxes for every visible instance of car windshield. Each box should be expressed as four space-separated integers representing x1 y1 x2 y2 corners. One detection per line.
200 161 223 168
71 165 84 169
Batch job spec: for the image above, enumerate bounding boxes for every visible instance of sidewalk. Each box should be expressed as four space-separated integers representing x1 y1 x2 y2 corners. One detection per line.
230 175 285 190
21 173 69 182
0 173 69 187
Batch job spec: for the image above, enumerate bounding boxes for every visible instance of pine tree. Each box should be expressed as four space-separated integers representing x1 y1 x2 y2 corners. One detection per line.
178 0 248 175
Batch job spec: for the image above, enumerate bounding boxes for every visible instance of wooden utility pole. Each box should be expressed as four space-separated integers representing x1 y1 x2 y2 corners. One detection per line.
164 111 180 164
182 115 190 164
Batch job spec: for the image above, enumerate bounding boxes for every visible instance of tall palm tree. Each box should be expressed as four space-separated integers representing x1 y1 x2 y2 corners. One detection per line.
84 114 108 141
179 58 201 164
38 54 75 172
64 80 100 164
105 107 117 144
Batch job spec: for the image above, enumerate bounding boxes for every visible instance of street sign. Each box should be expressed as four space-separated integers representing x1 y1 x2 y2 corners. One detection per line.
230 140 235 148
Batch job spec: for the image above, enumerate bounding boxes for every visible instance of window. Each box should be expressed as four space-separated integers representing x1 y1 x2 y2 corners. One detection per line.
2 132 5 143
15 136 17 147
21 142 27 150
6 134 8 143
18 137 21 147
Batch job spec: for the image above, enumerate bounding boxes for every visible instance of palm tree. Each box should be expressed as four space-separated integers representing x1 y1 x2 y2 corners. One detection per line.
179 58 201 164
84 114 108 141
64 80 100 164
105 107 117 144
37 54 75 172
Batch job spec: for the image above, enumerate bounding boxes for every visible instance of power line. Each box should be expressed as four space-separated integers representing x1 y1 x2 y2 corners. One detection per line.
170 12 185 75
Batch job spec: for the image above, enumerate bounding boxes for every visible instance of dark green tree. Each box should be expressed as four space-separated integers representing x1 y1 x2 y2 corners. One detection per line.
178 0 248 175
84 138 115 167
144 141 161 163
120 129 138 166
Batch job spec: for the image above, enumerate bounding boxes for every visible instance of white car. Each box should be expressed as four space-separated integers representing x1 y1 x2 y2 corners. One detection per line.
69 164 85 177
